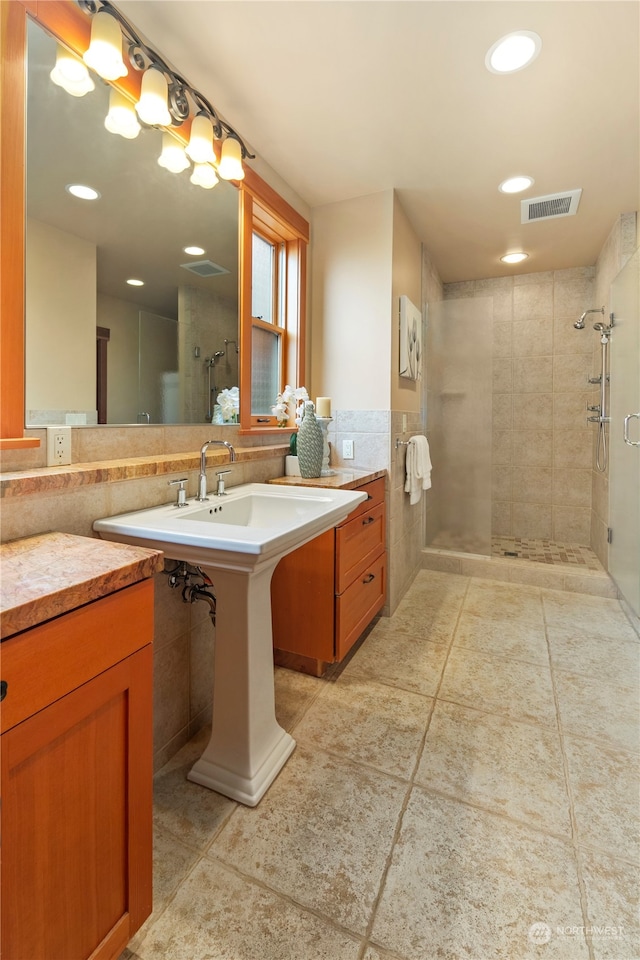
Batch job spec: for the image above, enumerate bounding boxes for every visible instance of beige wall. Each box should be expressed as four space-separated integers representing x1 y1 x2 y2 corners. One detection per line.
26 219 97 422
391 194 423 415
310 191 393 410
97 293 140 423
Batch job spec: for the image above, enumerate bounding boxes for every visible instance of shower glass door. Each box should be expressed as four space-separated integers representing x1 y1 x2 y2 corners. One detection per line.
425 297 493 556
609 248 640 616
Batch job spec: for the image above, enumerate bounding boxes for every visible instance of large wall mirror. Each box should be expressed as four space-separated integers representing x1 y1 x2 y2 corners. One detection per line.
25 17 240 426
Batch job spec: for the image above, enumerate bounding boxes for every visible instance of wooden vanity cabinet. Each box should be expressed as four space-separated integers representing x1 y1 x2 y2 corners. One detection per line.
271 477 386 675
0 579 154 960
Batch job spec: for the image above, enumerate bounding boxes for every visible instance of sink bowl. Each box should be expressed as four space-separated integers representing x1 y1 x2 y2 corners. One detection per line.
93 481 368 807
94 483 366 569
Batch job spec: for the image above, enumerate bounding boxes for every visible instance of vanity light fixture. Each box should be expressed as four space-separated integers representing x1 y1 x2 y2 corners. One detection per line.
82 9 127 81
217 136 245 181
78 0 254 178
135 65 171 126
66 183 100 200
500 252 529 264
499 175 534 194
183 245 206 256
190 163 219 190
158 132 190 173
104 87 141 139
50 44 95 97
126 278 145 286
486 31 542 74
185 113 216 164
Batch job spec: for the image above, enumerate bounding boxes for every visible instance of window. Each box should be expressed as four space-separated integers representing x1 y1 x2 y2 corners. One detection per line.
239 184 308 430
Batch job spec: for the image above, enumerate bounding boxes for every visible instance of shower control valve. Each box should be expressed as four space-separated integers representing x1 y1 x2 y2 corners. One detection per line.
586 403 601 413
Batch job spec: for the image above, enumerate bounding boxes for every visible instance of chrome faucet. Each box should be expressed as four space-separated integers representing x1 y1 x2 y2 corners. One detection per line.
196 440 236 501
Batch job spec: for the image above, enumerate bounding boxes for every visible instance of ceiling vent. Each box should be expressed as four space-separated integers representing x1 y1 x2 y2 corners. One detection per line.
521 188 582 224
180 259 229 278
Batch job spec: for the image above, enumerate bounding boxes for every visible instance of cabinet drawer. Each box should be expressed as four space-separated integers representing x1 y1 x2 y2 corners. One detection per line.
341 477 385 524
0 580 154 734
335 552 386 661
336 501 385 594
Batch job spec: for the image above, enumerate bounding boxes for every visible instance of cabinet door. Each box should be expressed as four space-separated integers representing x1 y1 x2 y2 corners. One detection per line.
1 645 153 960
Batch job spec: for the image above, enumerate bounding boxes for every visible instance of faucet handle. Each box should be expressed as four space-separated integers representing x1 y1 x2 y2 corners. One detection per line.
215 470 232 496
168 477 189 507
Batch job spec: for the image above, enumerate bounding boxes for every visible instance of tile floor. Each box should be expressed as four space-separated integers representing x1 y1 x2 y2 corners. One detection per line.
123 571 640 960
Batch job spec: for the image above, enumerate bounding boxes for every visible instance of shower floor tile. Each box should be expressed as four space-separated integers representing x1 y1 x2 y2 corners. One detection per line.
492 535 603 570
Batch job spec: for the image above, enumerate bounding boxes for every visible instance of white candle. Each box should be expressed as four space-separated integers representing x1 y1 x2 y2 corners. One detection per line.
315 396 331 418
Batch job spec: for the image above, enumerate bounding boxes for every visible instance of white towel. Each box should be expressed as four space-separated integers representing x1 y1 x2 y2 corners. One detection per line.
404 435 432 505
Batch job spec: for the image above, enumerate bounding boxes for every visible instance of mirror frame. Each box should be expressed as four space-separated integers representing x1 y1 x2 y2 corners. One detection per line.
0 0 308 448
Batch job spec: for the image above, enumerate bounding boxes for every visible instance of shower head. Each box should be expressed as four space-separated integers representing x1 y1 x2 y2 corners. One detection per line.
574 307 605 330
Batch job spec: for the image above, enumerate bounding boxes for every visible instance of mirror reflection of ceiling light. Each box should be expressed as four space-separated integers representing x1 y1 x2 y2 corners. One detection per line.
499 175 534 194
65 183 100 200
126 278 145 286
158 132 190 173
486 31 542 74
82 10 127 81
183 246 206 256
190 163 219 190
50 44 95 97
501 252 529 264
104 88 141 139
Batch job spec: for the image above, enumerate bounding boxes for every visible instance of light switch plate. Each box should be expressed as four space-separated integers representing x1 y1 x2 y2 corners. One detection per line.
343 439 354 460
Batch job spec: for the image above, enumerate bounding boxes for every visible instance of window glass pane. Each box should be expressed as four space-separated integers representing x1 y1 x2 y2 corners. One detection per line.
252 233 274 324
251 326 280 415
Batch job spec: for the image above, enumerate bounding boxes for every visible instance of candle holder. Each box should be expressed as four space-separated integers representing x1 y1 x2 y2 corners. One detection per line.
316 417 336 476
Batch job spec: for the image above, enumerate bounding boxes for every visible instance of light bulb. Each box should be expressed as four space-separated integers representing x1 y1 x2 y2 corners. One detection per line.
500 252 528 264
158 132 190 173
104 88 141 139
185 113 216 164
83 11 127 82
217 136 244 180
190 163 219 190
499 176 534 194
50 44 95 97
485 31 542 74
135 66 171 126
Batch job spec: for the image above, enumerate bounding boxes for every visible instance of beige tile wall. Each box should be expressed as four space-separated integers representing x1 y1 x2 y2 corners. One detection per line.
445 267 597 546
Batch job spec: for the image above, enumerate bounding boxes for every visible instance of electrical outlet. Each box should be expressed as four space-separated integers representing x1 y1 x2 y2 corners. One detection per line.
343 439 354 460
46 426 72 466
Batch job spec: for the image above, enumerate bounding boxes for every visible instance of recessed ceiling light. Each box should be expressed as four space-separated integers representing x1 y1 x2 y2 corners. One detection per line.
183 245 206 256
126 278 145 286
499 176 534 194
65 183 100 200
486 31 542 74
501 252 529 264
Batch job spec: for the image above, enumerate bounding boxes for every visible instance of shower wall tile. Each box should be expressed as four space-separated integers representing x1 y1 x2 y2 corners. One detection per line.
512 467 552 503
514 271 553 285
553 279 597 317
492 501 512 537
444 281 475 299
512 317 553 357
493 395 512 429
492 465 512 501
552 468 592 507
512 357 553 393
552 506 591 545
553 316 594 356
591 469 609 524
553 429 592 469
512 431 552 467
553 354 592 392
492 323 513 358
512 393 552 430
512 503 552 539
513 282 553 320
552 391 593 428
492 430 512 465
553 266 596 282
492 359 513 393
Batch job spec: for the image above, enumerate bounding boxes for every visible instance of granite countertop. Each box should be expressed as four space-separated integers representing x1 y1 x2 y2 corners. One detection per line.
268 468 385 491
1 532 164 640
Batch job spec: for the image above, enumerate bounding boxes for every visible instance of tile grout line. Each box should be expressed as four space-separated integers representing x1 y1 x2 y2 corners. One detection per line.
356 573 475 960
541 594 596 960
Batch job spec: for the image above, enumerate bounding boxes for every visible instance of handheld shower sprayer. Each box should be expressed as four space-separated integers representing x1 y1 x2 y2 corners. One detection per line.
574 307 605 329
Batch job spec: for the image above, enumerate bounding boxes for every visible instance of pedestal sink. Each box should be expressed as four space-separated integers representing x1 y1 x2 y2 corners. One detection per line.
94 483 366 805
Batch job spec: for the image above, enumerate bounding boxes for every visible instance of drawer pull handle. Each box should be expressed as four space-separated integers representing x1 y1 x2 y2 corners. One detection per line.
363 573 375 584
366 494 374 500
0 680 7 702
362 516 375 525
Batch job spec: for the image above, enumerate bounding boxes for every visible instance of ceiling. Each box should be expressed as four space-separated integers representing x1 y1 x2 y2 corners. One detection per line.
116 0 640 283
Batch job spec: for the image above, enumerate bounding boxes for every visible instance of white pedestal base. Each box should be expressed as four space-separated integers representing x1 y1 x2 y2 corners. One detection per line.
187 559 295 806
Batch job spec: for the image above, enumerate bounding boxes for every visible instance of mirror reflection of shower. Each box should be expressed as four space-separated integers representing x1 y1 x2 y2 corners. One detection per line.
205 351 225 421
576 308 614 473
